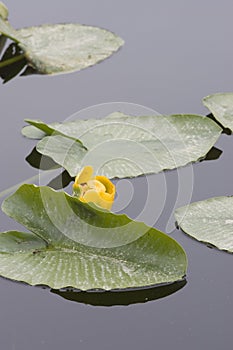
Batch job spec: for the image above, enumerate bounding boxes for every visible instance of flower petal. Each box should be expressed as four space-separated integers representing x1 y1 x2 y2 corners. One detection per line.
82 189 114 210
74 165 93 186
95 176 115 196
87 179 106 193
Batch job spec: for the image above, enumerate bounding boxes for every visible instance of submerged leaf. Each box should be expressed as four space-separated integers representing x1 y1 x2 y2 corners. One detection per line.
175 196 233 253
23 112 222 178
0 184 187 290
203 93 233 132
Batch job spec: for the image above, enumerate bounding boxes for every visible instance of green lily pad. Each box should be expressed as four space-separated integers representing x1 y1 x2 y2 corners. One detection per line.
0 184 187 290
175 196 233 253
16 24 123 75
0 13 124 75
0 1 123 76
23 112 222 178
203 92 233 132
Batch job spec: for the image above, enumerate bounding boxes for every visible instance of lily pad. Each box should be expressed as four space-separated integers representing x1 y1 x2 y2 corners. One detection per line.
0 10 124 75
17 24 123 75
0 184 187 290
175 196 233 253
203 93 233 132
23 112 222 178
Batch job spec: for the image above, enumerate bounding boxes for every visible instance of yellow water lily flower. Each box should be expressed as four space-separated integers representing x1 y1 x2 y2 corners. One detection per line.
73 166 115 210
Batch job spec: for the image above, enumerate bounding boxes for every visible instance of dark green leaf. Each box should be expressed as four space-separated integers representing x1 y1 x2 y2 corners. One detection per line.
0 184 187 290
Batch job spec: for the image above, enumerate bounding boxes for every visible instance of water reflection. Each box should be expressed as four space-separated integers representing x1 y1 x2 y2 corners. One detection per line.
26 147 74 189
51 279 186 307
26 147 60 171
200 146 222 162
206 113 231 135
47 170 73 190
0 38 27 83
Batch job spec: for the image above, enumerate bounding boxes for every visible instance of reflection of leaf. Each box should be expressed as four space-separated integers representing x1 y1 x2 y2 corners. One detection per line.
0 34 7 54
0 184 187 290
51 280 187 306
206 113 231 135
47 170 73 190
200 146 222 162
0 42 27 83
203 93 233 133
26 148 72 189
26 147 60 171
23 112 222 178
175 196 233 253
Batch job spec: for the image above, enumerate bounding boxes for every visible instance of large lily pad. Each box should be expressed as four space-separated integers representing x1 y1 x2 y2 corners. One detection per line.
175 196 233 253
0 4 124 75
203 92 233 132
0 184 187 290
22 112 222 178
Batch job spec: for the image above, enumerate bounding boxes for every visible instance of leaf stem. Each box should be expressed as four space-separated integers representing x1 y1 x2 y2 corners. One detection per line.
0 53 25 68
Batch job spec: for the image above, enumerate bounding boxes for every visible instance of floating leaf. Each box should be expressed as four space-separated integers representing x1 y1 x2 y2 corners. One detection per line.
175 196 233 253
203 93 233 132
0 184 187 290
22 124 48 139
0 2 8 20
0 16 18 42
0 12 124 76
0 0 124 77
23 112 222 178
16 24 124 75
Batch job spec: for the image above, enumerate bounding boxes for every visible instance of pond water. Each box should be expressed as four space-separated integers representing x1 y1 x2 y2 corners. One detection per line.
0 0 233 349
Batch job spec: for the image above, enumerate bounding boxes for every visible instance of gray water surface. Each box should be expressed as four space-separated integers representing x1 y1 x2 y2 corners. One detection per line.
0 1 233 349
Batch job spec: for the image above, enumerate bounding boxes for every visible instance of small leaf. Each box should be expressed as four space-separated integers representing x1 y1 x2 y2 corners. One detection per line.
175 196 233 253
0 9 123 77
0 2 8 20
0 184 187 290
22 124 47 139
24 112 222 178
16 24 124 75
0 16 19 42
203 92 233 132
